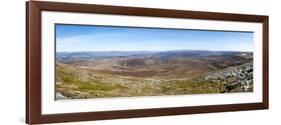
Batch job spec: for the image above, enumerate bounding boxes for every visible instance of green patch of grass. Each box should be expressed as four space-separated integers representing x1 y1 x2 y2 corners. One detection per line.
56 65 120 96
77 81 118 92
160 85 172 93
166 79 220 94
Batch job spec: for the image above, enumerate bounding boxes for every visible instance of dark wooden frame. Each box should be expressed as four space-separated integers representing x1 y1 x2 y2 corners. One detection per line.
26 1 269 124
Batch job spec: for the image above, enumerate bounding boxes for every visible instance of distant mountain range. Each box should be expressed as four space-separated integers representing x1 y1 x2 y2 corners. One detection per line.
56 50 253 61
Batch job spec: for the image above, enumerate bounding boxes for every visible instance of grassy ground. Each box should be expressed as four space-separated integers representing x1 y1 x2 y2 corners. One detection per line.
56 63 227 99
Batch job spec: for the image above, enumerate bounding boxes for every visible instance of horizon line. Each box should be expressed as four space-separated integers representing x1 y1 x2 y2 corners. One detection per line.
56 49 253 53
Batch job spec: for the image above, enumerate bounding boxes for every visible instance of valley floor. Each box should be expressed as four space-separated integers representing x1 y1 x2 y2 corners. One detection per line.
55 61 253 100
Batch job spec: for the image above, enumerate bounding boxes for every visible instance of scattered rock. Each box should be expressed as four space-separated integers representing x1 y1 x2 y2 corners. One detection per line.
56 93 67 100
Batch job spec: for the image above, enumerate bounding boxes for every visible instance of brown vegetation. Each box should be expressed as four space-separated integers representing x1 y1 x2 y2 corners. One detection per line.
56 51 253 100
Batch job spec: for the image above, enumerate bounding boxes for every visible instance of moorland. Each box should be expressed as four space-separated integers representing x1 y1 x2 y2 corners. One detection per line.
55 50 253 99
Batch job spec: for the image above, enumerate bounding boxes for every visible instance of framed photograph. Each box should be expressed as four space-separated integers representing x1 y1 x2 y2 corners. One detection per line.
26 1 269 124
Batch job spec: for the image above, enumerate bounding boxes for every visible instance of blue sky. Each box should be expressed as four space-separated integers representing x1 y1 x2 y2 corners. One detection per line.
56 24 254 52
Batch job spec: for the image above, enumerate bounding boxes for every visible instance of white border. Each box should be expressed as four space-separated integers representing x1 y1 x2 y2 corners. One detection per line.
42 11 263 114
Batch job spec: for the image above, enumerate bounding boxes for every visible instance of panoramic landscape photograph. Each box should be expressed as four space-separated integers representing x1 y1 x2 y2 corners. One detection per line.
55 24 254 100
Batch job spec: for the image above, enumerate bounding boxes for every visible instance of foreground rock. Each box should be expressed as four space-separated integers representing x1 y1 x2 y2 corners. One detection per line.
56 93 67 100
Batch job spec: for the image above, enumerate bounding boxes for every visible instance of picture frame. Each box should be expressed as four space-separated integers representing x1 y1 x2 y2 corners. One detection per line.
26 1 269 124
